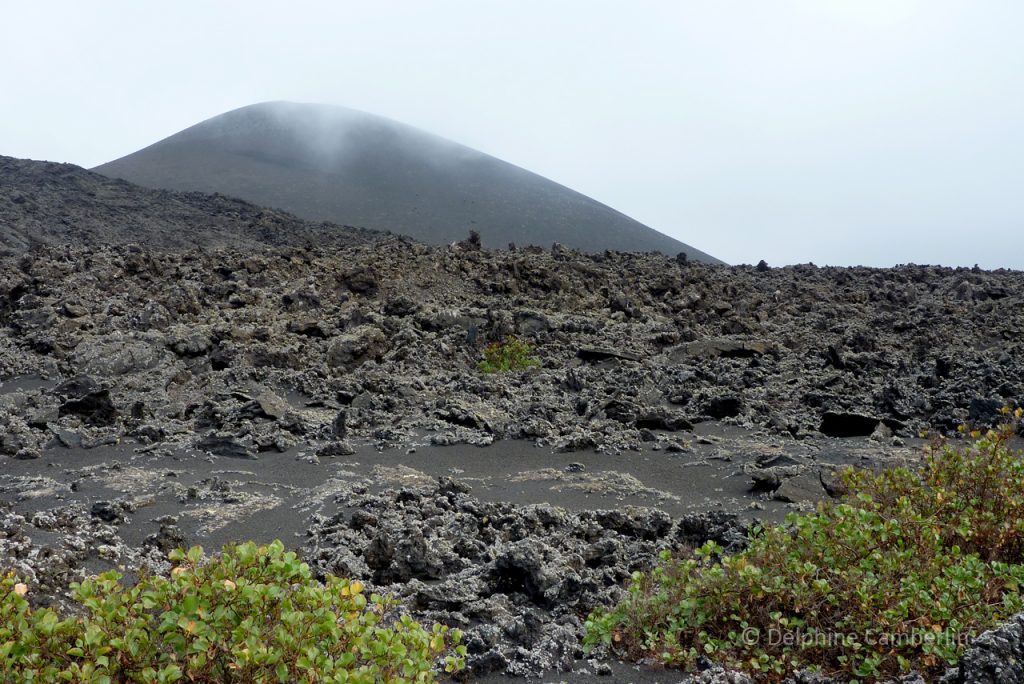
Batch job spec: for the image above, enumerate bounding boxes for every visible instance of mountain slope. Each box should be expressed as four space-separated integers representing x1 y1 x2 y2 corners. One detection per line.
93 102 721 261
0 155 381 253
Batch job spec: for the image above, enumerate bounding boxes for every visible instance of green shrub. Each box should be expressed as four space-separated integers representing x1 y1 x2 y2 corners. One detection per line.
1 540 465 683
846 412 1024 564
585 416 1024 682
477 336 540 373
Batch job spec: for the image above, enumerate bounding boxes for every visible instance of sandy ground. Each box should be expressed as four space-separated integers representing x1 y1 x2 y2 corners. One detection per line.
0 424 918 555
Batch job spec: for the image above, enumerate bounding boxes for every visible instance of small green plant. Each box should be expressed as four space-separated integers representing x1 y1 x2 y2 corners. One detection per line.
585 414 1024 682
477 336 540 373
1 540 465 683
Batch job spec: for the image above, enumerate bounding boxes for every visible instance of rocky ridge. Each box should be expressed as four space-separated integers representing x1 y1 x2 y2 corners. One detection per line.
0 154 382 253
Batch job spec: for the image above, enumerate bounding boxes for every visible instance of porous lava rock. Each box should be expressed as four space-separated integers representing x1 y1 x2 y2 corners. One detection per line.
303 478 747 677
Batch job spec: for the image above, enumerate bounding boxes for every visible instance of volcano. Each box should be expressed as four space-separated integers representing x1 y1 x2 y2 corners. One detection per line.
93 102 720 261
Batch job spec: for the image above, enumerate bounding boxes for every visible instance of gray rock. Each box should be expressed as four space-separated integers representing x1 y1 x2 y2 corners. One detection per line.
72 337 166 376
515 309 551 335
675 511 748 551
749 469 782 493
326 326 385 368
90 501 123 523
317 441 355 457
60 301 89 318
1 427 35 456
303 481 734 676
577 346 642 362
942 612 1024 683
143 524 188 557
287 318 331 338
969 398 1005 426
819 411 880 438
670 339 767 360
331 410 348 438
774 472 826 505
383 295 419 317
168 328 214 357
137 301 173 331
705 395 744 419
435 399 493 432
54 375 118 426
26 400 60 428
681 667 753 684
196 433 257 459
253 390 290 420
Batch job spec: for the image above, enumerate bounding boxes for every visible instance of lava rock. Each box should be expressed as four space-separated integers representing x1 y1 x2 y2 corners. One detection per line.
54 376 117 426
705 396 744 419
944 612 1024 683
252 390 291 420
773 473 826 505
968 398 1005 426
196 433 257 459
89 501 123 523
670 339 767 360
819 411 880 438
326 326 385 368
576 346 642 362
143 524 188 557
675 511 747 551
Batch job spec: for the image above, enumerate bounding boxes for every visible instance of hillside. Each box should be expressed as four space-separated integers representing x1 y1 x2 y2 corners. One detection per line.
0 155 382 253
93 102 722 260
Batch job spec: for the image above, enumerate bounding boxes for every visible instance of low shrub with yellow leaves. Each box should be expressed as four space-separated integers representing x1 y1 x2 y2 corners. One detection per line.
1 540 465 683
585 413 1024 682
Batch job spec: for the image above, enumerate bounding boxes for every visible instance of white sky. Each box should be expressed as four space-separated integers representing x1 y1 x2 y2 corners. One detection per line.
2 1 1022 268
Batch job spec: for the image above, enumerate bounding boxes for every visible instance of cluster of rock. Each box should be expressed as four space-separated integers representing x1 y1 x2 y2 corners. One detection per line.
2 237 1022 463
304 477 746 676
0 500 177 608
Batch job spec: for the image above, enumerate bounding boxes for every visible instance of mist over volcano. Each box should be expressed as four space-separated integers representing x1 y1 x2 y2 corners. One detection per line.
93 102 720 261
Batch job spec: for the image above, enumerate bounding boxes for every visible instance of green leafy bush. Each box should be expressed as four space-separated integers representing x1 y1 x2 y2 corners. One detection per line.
847 413 1024 564
477 336 540 373
585 417 1024 681
1 540 465 683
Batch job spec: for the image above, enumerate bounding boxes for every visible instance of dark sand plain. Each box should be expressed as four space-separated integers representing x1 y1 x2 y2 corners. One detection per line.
1 416 916 553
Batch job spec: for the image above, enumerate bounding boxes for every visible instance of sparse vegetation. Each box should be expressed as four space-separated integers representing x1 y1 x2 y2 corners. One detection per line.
1 540 465 683
477 336 540 374
585 412 1024 682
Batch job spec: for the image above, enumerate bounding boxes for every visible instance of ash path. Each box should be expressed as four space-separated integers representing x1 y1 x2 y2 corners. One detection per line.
0 426 915 553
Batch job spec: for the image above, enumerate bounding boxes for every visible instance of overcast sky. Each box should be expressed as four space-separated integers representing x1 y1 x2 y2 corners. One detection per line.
2 1 1021 268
